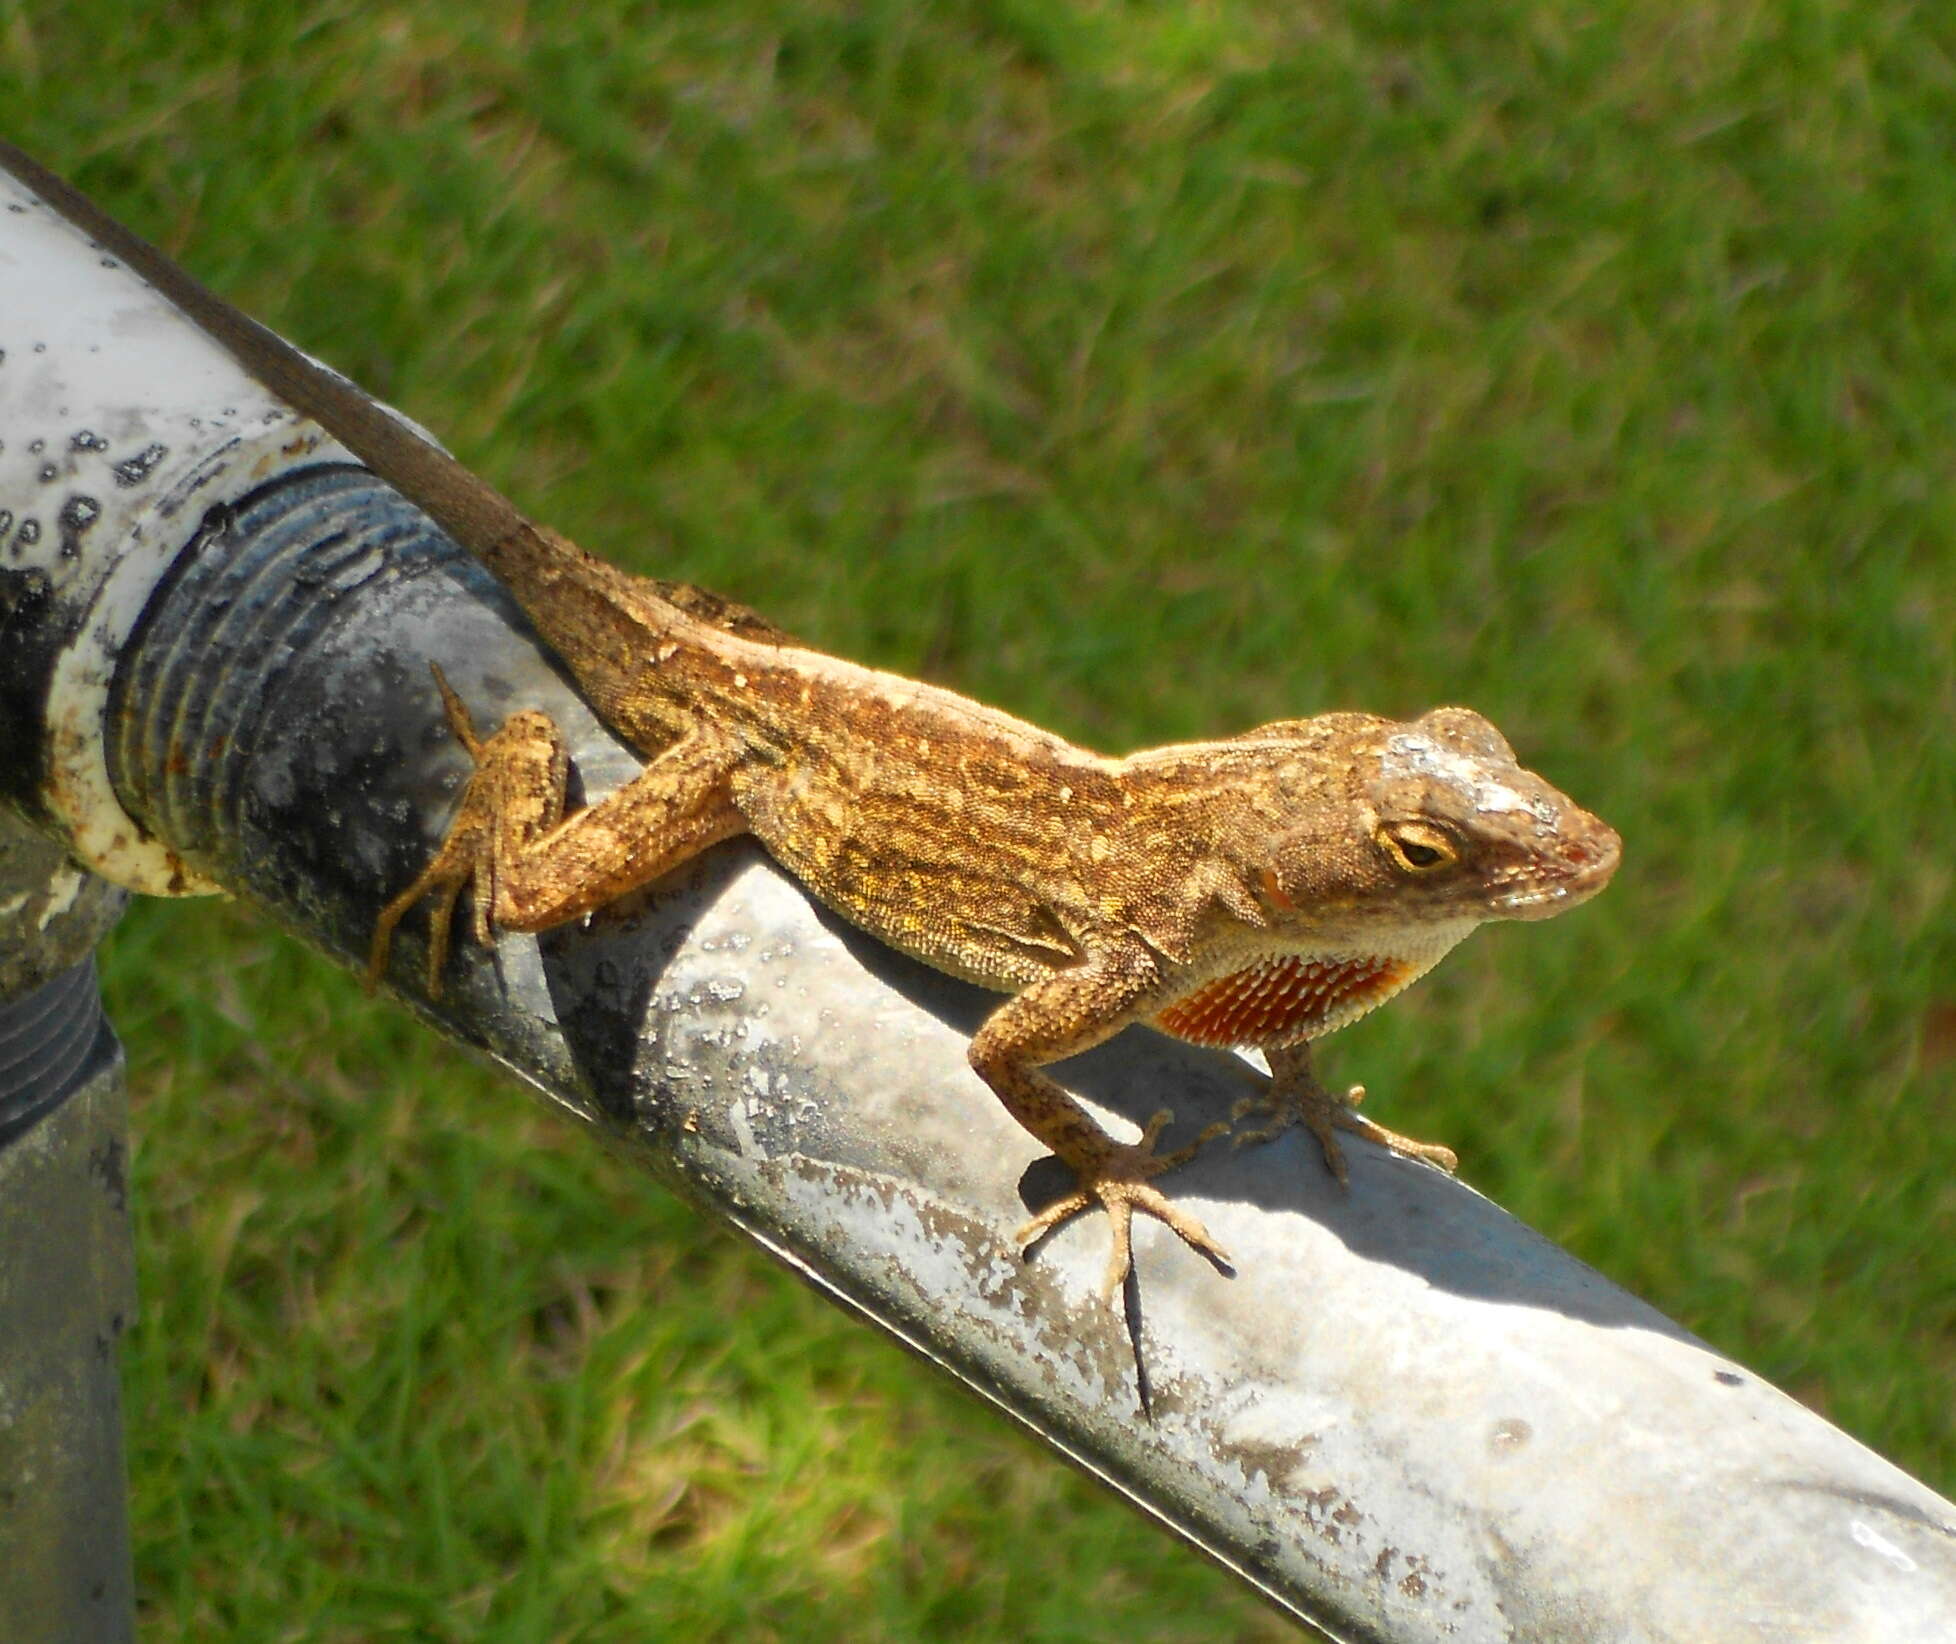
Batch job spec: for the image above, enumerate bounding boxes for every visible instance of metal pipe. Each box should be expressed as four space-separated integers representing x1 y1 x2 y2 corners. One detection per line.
0 815 137 1644
6 150 1955 1643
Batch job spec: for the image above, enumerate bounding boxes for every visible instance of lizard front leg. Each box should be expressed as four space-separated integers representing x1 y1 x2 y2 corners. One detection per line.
1233 1041 1458 1183
368 665 749 994
968 943 1231 1299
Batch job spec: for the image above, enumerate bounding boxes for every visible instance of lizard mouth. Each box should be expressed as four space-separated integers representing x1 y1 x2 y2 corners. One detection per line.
1490 817 1622 920
1155 953 1416 1049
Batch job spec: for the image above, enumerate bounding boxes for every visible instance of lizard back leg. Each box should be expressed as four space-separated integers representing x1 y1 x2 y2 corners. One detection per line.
368 666 749 995
968 945 1231 1300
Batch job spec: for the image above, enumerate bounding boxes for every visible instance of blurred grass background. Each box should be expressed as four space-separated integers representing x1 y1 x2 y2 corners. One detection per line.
7 0 1956 1637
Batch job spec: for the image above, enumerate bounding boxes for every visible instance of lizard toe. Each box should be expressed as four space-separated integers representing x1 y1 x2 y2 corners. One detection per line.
1233 1076 1457 1181
1013 1187 1095 1255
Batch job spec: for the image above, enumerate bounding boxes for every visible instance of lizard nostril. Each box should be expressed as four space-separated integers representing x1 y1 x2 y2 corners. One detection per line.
1559 824 1620 877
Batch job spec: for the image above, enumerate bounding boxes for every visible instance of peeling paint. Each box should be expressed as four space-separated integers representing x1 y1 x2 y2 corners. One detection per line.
35 863 86 926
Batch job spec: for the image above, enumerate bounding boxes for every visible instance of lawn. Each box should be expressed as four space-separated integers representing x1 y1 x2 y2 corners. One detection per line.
7 0 1954 1637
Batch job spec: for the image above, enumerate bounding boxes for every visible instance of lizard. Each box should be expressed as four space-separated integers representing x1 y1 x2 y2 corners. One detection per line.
3 141 1622 1300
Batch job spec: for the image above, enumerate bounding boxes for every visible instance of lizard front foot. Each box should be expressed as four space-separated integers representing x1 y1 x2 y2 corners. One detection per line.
1232 1047 1458 1184
1016 1109 1232 1300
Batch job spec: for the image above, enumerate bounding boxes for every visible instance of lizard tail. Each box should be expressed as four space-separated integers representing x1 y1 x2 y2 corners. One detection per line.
0 140 793 688
0 138 529 564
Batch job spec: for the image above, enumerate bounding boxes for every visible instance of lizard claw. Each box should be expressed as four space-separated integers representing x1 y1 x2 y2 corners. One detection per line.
1015 1109 1232 1300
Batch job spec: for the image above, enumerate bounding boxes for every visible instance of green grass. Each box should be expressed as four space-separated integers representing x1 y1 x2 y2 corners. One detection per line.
8 0 1956 1636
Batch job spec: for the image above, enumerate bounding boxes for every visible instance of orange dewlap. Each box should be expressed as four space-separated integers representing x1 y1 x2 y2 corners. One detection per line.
1154 953 1412 1048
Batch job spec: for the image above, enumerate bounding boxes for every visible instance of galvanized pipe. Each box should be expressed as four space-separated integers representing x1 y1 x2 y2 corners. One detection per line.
0 815 137 1644
5 150 1955 1643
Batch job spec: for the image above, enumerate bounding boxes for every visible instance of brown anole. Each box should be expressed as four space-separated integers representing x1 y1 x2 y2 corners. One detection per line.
5 142 1622 1299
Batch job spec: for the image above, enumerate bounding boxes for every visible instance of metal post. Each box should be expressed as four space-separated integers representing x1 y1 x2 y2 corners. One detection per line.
0 817 136 1643
5 149 1955 1642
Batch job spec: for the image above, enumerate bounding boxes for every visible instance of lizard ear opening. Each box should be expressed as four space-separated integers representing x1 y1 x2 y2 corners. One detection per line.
1377 820 1457 874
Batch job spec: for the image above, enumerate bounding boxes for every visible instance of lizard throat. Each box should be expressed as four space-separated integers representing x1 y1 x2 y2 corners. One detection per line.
1154 953 1418 1049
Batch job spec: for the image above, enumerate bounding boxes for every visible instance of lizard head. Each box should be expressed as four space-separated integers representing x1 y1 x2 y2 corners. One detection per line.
1137 706 1620 1049
1258 705 1621 942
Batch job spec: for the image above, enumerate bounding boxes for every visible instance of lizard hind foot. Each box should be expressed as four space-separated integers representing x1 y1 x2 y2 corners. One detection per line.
1015 1109 1233 1302
364 666 565 998
366 814 490 999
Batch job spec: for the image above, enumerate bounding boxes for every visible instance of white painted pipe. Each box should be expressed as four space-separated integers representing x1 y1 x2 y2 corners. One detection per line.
0 171 352 892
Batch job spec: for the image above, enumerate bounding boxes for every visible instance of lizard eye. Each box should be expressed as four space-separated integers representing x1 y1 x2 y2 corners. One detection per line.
1380 822 1457 873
